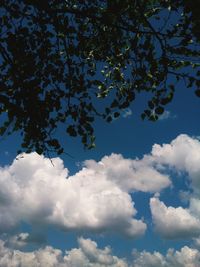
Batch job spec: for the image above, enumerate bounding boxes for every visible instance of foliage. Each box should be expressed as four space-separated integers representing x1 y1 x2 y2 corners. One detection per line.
0 0 200 155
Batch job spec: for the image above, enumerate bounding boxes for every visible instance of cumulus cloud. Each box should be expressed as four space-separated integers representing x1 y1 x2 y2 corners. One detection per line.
151 134 200 193
0 152 148 237
65 237 128 267
150 197 200 239
0 237 128 267
132 246 200 267
148 134 200 239
1 134 200 241
83 153 171 193
1 236 200 267
0 240 65 267
132 249 166 267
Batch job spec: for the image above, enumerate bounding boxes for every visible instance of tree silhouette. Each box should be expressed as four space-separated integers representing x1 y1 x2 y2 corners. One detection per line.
0 0 200 155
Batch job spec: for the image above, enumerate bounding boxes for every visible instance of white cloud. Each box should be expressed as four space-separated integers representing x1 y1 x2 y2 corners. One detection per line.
84 153 171 193
132 249 166 267
65 237 128 267
146 135 200 239
0 237 128 267
150 197 200 239
122 108 132 118
1 133 200 264
132 246 200 267
151 134 200 193
158 110 176 121
1 236 200 267
1 134 200 240
166 246 200 267
0 239 67 267
111 108 132 121
0 152 147 237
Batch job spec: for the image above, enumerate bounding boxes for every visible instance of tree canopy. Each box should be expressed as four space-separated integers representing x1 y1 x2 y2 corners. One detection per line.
0 0 200 155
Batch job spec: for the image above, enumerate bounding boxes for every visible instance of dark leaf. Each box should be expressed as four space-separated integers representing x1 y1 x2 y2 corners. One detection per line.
155 106 164 115
67 126 77 137
195 89 200 97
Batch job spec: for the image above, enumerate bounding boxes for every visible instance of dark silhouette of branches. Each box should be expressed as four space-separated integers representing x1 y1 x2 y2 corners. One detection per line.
0 0 200 155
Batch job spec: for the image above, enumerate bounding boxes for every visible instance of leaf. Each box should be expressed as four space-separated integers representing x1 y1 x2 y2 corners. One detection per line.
36 147 43 155
66 126 77 137
106 116 112 123
141 113 146 120
110 100 118 108
195 89 200 97
148 101 154 109
161 92 174 105
149 114 158 121
114 112 120 118
58 148 64 155
1 0 200 156
88 143 96 149
155 106 164 115
47 139 60 148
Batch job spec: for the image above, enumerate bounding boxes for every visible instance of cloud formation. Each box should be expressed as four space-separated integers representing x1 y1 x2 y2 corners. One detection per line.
1 134 200 242
0 152 149 237
149 134 200 239
0 237 128 267
132 246 200 267
83 153 171 193
150 197 200 239
4 232 29 248
0 236 200 267
151 134 200 193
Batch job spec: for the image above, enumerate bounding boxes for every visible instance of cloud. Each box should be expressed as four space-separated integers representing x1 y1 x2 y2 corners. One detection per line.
1 235 200 267
0 239 65 267
189 197 200 227
166 246 200 267
1 134 200 240
193 236 200 248
147 134 200 239
122 108 132 118
1 134 200 264
150 197 200 239
132 249 166 267
0 152 147 237
66 237 128 267
3 231 46 248
132 246 200 267
151 134 200 193
4 232 29 248
158 110 176 121
111 108 132 121
84 153 171 193
0 237 128 267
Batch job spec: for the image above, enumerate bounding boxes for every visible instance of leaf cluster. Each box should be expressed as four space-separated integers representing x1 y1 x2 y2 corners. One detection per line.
0 0 200 155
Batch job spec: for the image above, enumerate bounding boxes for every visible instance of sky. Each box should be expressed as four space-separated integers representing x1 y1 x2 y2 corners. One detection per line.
0 84 200 266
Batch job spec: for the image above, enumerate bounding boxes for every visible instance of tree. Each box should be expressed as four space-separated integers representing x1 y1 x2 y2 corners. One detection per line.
0 0 200 155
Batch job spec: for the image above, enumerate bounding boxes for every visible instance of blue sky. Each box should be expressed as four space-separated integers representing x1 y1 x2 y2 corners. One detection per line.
0 84 200 266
